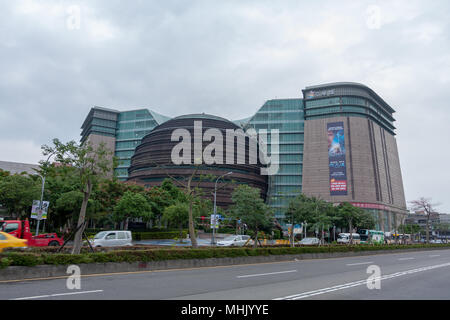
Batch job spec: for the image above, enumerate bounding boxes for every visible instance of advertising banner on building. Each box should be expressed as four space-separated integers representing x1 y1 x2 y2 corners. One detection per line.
327 122 348 195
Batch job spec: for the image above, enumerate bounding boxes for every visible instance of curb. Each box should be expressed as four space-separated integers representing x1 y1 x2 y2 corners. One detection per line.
1 247 449 282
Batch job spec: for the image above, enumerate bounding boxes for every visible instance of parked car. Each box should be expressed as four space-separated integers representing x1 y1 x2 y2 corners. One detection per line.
337 233 361 244
298 237 320 245
90 231 133 247
216 235 252 247
0 231 28 252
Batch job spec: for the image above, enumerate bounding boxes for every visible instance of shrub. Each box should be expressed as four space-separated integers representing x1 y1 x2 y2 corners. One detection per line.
1 243 450 268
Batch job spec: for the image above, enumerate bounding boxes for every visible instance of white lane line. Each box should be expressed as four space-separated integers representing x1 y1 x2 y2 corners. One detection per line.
11 290 104 300
398 257 415 261
274 262 450 300
429 255 441 257
237 270 297 278
346 261 374 266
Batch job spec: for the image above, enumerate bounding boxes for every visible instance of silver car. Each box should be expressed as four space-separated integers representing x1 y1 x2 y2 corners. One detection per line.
90 231 133 247
298 237 320 245
216 235 252 247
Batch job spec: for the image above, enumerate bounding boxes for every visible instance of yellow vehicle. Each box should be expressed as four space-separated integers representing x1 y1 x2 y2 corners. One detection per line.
0 231 28 252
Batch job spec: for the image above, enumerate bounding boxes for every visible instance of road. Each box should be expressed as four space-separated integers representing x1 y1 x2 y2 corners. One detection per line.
2 248 450 300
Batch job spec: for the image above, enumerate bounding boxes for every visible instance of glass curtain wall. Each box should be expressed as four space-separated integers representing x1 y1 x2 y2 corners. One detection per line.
246 99 304 224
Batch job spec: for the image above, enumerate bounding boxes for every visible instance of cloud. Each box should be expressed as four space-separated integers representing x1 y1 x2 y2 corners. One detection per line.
0 0 449 211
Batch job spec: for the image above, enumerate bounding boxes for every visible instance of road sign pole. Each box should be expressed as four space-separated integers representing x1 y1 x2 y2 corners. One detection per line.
35 176 45 236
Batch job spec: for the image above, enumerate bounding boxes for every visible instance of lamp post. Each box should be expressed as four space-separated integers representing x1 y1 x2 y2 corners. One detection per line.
212 171 233 245
35 174 45 236
35 153 54 236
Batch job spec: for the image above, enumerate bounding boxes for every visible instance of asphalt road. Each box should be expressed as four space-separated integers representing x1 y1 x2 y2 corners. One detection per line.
2 248 450 300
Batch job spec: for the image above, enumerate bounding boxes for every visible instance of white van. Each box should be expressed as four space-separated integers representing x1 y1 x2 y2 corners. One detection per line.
90 231 133 247
337 233 361 244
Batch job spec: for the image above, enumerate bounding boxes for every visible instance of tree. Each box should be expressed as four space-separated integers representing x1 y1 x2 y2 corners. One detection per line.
432 223 450 243
162 202 190 242
410 197 439 244
336 202 364 244
231 185 273 248
41 138 114 254
0 174 41 218
113 191 153 230
285 194 315 246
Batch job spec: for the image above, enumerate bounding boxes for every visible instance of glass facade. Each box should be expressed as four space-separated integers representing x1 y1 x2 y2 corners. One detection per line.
245 99 304 223
114 109 170 180
80 107 119 143
304 94 396 134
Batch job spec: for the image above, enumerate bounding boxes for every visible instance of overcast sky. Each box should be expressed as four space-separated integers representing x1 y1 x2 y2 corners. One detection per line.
0 0 449 212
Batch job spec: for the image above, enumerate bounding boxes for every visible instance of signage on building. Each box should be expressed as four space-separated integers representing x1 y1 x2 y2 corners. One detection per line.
327 122 348 196
306 89 336 99
351 202 388 210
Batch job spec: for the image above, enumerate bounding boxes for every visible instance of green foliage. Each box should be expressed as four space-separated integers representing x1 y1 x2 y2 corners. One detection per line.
113 191 154 224
231 185 273 244
0 174 41 218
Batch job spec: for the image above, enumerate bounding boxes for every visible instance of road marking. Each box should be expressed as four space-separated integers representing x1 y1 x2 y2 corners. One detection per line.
398 257 415 261
11 290 104 300
429 255 441 257
346 261 374 266
237 270 297 278
274 262 450 300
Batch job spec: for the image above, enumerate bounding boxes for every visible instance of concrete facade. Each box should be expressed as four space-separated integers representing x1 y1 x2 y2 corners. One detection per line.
301 83 407 231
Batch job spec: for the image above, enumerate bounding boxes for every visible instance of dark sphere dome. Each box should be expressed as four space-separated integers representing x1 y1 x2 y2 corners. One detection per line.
127 114 268 208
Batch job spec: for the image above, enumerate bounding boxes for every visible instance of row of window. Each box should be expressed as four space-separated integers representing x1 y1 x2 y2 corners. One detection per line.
118 111 152 121
276 164 302 174
271 185 302 194
115 140 141 150
268 144 304 153
91 118 117 129
271 175 302 185
117 120 158 130
115 150 134 159
252 122 304 132
260 100 303 112
116 130 153 140
90 125 116 135
252 112 303 122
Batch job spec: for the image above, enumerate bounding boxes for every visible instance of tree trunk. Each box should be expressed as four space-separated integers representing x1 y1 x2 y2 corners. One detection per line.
188 198 198 247
253 227 258 248
179 223 184 243
186 172 198 248
71 182 91 254
349 221 353 245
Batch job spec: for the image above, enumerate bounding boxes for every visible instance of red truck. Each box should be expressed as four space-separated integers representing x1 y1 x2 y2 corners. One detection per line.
0 219 63 247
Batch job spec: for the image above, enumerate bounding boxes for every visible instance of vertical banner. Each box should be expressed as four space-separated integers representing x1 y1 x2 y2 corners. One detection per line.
327 122 348 195
31 200 50 220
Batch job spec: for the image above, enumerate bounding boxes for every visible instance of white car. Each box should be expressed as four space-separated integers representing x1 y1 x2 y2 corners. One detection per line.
337 233 361 244
216 235 252 247
298 237 320 245
90 231 133 247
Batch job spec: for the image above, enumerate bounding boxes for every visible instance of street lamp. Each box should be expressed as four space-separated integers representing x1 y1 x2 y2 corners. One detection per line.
212 171 233 245
35 153 55 236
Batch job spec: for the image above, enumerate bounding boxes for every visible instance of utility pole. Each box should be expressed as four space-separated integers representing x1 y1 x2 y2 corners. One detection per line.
212 172 233 245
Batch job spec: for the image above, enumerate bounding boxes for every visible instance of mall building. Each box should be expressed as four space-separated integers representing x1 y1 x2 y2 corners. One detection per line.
80 82 407 231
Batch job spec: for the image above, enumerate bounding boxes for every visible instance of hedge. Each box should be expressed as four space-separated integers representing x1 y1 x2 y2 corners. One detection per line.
1 243 450 269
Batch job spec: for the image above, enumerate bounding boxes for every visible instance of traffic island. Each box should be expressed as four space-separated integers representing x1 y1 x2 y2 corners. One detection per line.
1 244 450 281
